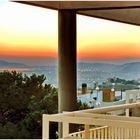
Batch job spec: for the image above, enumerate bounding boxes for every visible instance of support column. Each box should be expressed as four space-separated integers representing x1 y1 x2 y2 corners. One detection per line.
58 10 77 113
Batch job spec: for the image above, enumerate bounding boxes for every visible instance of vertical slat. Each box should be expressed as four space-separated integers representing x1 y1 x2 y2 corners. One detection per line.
82 131 85 138
127 128 129 139
90 130 93 138
63 122 69 138
101 128 104 139
124 128 127 139
120 127 122 139
105 127 107 139
138 129 140 139
122 128 125 139
137 128 140 139
134 128 136 139
129 128 132 139
137 129 139 139
119 127 121 139
108 127 111 139
136 128 138 139
77 133 79 138
81 131 83 138
137 128 139 139
122 127 124 139
77 133 81 138
132 128 133 139
77 133 79 137
133 128 135 139
134 128 137 139
114 127 118 139
112 126 114 139
80 132 82 138
97 129 101 139
84 125 90 139
117 127 121 139
132 128 135 139
93 130 97 139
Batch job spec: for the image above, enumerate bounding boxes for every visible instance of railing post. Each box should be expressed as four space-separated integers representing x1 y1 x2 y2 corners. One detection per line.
42 114 50 139
63 122 69 138
84 125 90 139
126 92 129 116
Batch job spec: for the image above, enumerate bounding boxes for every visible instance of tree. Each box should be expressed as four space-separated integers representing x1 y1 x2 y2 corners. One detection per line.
0 71 90 138
0 71 58 138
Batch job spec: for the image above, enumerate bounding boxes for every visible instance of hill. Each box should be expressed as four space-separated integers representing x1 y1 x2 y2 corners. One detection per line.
120 62 140 73
77 62 117 72
0 60 30 68
78 62 140 73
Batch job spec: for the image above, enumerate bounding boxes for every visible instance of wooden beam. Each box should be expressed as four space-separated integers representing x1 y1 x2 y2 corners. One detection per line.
80 102 140 114
74 112 140 122
44 114 140 129
46 102 140 117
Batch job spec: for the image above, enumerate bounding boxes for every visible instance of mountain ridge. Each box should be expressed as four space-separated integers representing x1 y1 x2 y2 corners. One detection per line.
0 60 30 68
1 60 140 74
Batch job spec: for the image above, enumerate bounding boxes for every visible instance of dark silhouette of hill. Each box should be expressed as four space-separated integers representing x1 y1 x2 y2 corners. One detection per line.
1 60 140 74
77 62 140 73
77 62 117 72
119 62 140 73
0 60 30 68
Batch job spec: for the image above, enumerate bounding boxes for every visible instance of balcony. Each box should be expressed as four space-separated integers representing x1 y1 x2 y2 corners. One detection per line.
43 89 140 139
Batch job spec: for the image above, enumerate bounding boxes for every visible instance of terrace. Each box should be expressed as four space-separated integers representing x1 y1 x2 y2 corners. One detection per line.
43 89 140 139
14 1 140 139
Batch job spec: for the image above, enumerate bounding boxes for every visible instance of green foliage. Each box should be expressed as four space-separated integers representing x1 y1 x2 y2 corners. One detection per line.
0 71 58 138
102 77 140 91
0 71 90 138
77 100 91 110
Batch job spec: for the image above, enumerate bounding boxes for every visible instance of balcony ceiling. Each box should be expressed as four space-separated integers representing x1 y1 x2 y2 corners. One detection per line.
17 1 140 26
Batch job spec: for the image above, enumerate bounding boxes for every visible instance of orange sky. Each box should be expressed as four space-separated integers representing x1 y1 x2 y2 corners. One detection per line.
0 1 140 65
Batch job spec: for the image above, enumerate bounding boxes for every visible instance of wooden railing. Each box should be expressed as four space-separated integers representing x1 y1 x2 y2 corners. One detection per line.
42 102 140 139
69 126 140 139
69 126 109 139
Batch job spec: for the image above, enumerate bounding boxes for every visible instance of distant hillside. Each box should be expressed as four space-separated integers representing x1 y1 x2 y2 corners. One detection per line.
0 60 30 68
1 60 140 74
77 62 117 72
120 62 140 73
78 62 140 73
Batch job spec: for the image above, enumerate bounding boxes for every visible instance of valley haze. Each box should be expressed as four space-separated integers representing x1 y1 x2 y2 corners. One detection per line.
0 59 140 88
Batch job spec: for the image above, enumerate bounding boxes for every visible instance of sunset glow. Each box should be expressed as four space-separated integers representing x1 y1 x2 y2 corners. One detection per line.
77 15 140 60
0 1 58 59
0 1 140 65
